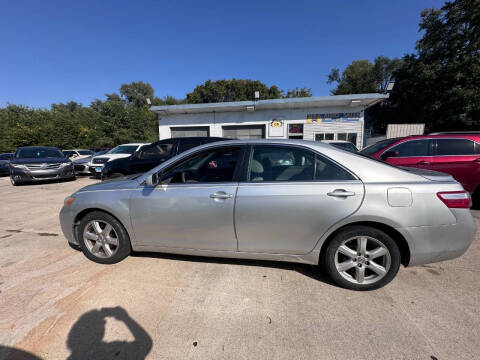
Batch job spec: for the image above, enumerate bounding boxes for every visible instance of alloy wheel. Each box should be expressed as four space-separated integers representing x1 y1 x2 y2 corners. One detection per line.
83 220 119 258
334 236 391 285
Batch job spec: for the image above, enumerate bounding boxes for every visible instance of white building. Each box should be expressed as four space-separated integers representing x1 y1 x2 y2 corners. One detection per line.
150 93 388 150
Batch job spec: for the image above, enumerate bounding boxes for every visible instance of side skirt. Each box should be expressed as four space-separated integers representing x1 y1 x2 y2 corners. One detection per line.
132 245 319 265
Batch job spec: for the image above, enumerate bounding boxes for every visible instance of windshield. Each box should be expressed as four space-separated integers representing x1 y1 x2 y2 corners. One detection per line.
16 148 65 159
94 150 108 156
359 138 399 156
107 145 139 155
78 150 94 155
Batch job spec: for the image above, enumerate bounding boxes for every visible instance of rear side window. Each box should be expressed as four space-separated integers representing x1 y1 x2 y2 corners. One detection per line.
248 145 355 182
249 146 314 182
139 143 174 160
436 139 475 155
389 139 430 157
315 155 356 181
178 140 202 154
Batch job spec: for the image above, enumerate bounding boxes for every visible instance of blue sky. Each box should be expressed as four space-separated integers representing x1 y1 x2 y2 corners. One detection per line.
1 0 446 108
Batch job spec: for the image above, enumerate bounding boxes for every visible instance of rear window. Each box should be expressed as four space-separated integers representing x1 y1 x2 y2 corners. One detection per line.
360 138 398 156
436 139 475 155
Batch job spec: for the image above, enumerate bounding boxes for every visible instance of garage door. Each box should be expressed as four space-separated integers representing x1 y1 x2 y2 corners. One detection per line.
222 125 265 139
170 126 210 138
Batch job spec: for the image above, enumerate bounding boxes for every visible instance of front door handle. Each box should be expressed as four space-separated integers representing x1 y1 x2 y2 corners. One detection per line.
327 189 356 197
416 160 430 165
210 192 233 200
473 158 480 163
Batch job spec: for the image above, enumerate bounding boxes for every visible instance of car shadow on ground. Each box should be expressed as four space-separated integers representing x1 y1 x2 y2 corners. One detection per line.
131 251 338 287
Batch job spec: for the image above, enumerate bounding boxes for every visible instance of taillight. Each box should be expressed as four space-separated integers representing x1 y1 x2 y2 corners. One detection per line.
437 191 471 208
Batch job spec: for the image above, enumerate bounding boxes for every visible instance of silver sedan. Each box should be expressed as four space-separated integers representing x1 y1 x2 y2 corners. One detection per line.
59 140 476 290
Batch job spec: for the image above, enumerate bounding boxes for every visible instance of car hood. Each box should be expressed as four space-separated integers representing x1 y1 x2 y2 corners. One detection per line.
398 167 455 182
73 156 92 164
76 174 140 192
96 154 133 161
11 157 69 164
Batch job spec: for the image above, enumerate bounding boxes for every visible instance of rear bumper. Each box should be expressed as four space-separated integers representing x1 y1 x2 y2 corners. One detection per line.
401 209 476 266
11 167 75 182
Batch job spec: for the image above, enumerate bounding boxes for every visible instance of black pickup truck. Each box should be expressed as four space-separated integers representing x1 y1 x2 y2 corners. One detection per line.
101 137 226 180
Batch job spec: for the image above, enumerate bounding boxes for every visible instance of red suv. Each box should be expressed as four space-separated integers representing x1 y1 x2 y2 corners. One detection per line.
360 133 480 205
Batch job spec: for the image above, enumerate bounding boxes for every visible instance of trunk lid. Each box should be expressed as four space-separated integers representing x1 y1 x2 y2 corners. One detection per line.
399 166 455 182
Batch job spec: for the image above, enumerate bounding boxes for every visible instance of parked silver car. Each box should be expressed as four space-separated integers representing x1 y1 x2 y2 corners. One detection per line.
59 140 476 290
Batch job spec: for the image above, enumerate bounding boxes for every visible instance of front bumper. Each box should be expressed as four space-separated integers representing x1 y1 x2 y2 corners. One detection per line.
10 166 75 182
59 204 77 244
89 164 105 176
401 209 476 266
74 163 91 174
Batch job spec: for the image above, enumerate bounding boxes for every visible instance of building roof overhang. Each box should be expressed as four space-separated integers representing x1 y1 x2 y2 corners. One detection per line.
150 93 389 115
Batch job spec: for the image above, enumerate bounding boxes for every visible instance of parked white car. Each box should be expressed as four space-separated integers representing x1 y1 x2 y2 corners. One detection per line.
63 149 94 160
89 143 148 177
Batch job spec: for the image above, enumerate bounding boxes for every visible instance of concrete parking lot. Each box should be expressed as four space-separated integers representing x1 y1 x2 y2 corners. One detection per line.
0 176 479 360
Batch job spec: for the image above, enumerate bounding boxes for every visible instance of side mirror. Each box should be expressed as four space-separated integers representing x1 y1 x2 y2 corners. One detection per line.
145 172 159 187
381 150 399 160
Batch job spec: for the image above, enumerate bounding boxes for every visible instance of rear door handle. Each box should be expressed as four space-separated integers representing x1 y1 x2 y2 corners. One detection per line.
327 189 356 197
473 158 480 163
417 160 430 165
210 192 233 200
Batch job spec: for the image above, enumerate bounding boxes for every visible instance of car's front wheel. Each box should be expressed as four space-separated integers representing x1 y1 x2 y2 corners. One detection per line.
10 176 22 186
77 211 131 264
324 226 401 291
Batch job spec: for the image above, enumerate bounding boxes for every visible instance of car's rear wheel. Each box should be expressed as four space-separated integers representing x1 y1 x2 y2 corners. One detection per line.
77 211 131 264
324 226 400 291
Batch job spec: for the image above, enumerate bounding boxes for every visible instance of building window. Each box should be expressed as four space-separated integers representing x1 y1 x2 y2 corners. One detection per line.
315 133 334 141
337 133 347 141
347 133 357 145
288 124 303 139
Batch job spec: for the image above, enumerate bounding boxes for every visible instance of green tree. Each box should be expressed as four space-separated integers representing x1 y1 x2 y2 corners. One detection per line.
282 87 312 98
327 57 401 95
119 81 155 107
185 79 282 103
387 0 480 131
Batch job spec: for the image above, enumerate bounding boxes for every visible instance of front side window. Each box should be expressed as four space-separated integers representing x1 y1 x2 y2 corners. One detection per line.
360 138 399 156
248 146 314 182
388 139 430 157
140 143 174 160
436 139 475 156
161 147 242 184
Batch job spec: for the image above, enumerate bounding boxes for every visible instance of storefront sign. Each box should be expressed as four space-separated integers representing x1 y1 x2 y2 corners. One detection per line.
269 118 284 137
307 112 360 123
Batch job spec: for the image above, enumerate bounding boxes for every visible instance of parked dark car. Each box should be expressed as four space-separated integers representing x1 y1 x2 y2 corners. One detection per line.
10 146 75 186
102 137 226 180
360 134 480 206
0 153 13 176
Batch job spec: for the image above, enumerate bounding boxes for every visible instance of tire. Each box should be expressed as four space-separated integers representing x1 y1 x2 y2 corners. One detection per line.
472 187 480 210
77 211 131 264
323 225 401 291
10 177 22 186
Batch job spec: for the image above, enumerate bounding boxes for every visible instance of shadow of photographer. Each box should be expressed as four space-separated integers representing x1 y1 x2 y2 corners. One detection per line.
66 306 152 360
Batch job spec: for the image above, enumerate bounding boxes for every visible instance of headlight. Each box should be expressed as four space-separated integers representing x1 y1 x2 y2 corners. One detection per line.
64 196 76 206
10 164 26 169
